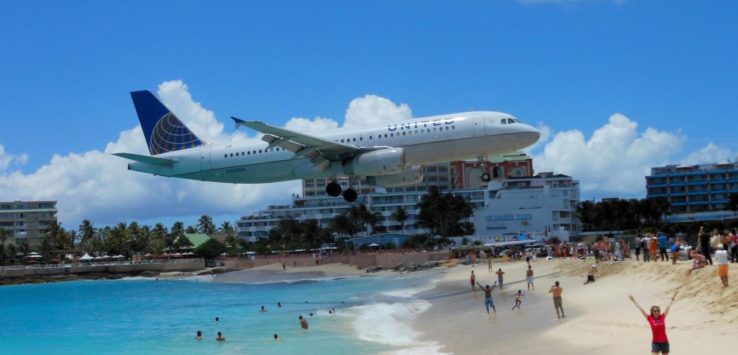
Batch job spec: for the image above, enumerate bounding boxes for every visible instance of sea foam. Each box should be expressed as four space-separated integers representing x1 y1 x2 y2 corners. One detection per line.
345 300 448 354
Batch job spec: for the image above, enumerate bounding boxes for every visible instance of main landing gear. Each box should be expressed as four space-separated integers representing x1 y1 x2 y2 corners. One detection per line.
325 181 358 203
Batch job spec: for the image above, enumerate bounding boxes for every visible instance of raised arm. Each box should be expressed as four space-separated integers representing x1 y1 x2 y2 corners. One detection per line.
629 294 648 320
663 289 679 316
476 282 485 291
490 281 498 291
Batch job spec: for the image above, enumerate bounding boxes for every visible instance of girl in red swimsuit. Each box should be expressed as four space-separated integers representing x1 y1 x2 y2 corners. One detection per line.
628 289 679 355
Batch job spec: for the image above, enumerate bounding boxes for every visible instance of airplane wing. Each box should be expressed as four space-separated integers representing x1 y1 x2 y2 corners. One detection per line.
113 153 175 167
232 117 363 169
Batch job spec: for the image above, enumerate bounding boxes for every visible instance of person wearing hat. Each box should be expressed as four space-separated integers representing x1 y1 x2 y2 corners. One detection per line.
715 244 729 287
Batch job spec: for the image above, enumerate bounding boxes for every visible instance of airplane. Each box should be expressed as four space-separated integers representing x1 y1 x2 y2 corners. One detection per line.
114 90 540 202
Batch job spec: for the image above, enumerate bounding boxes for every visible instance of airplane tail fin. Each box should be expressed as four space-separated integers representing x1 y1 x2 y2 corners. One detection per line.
130 90 205 155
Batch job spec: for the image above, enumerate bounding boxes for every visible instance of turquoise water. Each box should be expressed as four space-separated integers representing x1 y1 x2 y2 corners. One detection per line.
0 272 443 355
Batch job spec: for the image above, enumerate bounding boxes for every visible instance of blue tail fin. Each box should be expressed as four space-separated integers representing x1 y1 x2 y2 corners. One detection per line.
130 90 205 155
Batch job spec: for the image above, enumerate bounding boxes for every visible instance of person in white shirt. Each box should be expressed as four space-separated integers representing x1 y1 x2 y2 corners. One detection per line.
715 244 729 287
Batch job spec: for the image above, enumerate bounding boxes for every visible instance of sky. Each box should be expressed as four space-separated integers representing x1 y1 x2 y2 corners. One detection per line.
1 0 737 229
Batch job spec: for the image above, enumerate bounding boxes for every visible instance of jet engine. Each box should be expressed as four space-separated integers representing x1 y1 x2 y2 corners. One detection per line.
366 166 423 187
343 148 405 176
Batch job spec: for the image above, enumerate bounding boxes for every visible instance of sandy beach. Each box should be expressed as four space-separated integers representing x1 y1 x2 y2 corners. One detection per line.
414 257 738 354
213 262 389 284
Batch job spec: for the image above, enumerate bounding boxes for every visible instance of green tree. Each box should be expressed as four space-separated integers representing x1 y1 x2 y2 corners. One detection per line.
78 219 95 253
194 238 227 259
169 222 185 248
416 186 475 237
390 207 409 234
197 214 216 234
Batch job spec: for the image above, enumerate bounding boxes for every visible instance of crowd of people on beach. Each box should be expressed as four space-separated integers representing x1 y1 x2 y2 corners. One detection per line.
462 225 734 354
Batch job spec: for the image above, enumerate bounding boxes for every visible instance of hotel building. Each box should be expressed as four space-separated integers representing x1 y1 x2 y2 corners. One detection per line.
0 200 58 247
646 163 738 214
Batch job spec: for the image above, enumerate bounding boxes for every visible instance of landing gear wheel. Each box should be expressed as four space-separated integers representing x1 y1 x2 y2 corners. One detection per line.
326 182 342 197
343 188 358 203
480 172 491 182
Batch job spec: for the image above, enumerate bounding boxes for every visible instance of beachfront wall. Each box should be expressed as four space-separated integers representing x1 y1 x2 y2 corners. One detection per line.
0 259 205 278
221 251 448 270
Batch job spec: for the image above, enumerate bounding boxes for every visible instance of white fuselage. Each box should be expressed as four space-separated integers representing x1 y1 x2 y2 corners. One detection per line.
127 111 539 184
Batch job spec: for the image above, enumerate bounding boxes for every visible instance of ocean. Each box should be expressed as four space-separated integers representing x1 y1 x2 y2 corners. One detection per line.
0 270 445 355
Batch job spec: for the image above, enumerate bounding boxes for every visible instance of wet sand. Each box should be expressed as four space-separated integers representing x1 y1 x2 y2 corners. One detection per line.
213 262 389 283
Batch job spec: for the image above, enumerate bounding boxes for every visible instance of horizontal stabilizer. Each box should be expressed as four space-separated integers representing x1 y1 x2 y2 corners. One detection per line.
112 153 175 167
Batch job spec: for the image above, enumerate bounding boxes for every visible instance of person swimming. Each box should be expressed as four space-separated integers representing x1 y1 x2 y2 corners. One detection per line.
274 333 280 341
215 316 220 322
277 302 282 308
260 306 267 312
216 331 226 342
299 315 309 329
196 330 202 341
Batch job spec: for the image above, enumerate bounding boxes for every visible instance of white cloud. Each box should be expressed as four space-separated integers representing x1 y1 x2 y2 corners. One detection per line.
344 95 412 128
681 143 736 166
284 116 339 134
533 113 685 195
0 145 28 171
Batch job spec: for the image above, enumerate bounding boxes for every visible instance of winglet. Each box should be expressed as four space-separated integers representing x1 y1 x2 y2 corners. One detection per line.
231 116 247 129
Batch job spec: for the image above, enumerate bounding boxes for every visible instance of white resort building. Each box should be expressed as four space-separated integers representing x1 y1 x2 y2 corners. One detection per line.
236 156 580 243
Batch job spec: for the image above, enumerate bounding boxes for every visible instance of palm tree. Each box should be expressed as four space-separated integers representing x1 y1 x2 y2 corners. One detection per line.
391 207 409 234
197 214 216 234
79 219 95 253
416 186 475 237
169 222 185 248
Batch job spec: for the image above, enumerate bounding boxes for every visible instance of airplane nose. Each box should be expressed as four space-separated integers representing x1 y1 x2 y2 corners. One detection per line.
519 124 540 146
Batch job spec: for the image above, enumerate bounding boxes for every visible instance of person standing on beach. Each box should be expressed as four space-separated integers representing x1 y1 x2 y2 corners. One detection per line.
731 230 738 263
496 268 505 290
716 244 729 287
658 233 668 261
549 281 565 319
698 226 713 265
526 266 534 291
649 236 658 263
511 290 523 310
635 236 642 261
642 235 650 262
476 281 498 314
299 315 309 329
488 254 492 272
670 238 681 265
470 270 476 291
628 289 679 355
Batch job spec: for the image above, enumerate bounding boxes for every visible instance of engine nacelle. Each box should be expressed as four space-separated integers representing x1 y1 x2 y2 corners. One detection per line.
366 166 423 187
344 148 405 176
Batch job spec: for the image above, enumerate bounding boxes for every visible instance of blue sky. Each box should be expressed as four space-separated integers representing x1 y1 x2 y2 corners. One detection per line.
1 0 737 227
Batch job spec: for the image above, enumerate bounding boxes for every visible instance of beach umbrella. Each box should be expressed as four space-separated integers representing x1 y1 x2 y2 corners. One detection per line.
27 253 43 259
368 243 380 247
80 253 94 261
